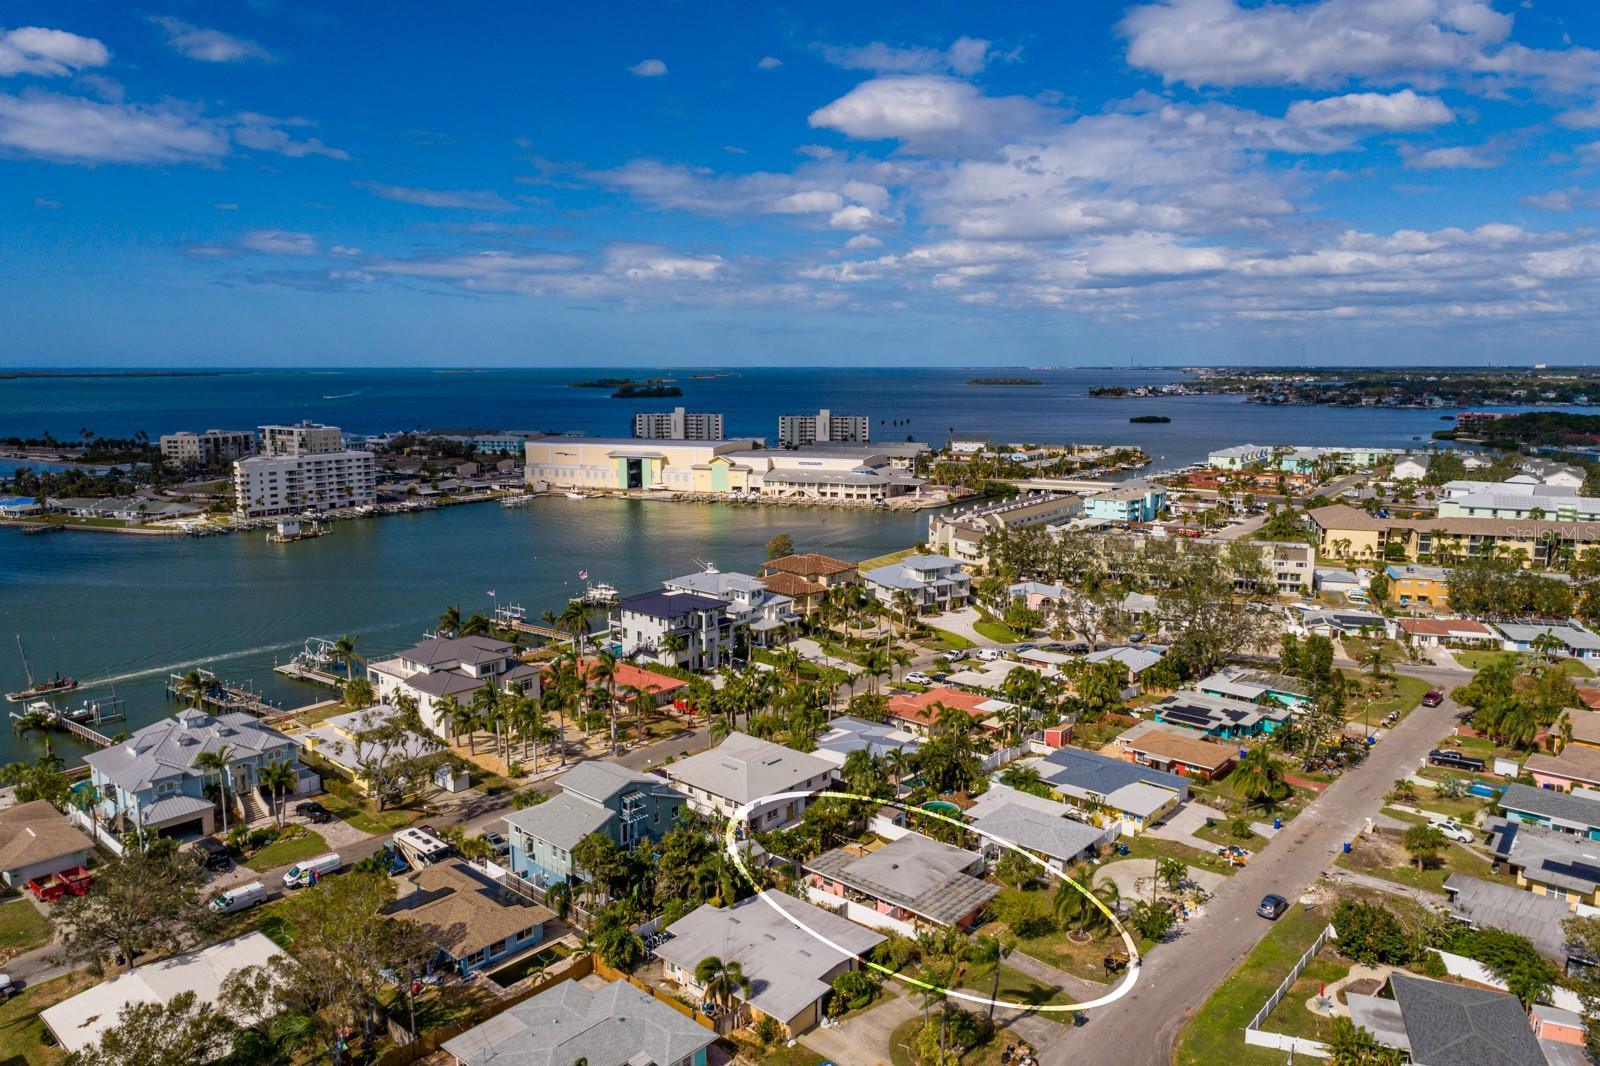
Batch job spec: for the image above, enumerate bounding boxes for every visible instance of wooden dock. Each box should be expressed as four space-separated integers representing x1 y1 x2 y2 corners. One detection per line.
273 661 344 689
59 718 113 747
165 670 284 717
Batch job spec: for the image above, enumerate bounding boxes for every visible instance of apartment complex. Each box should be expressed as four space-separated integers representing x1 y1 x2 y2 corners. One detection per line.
1083 484 1167 523
1307 504 1597 567
258 421 344 456
158 429 256 468
631 406 725 441
927 492 1083 565
777 408 870 447
233 421 374 518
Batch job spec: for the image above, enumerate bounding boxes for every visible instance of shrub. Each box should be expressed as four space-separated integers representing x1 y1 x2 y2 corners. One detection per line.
1416 949 1448 978
1333 899 1412 966
1230 818 1255 840
754 1015 783 1048
828 969 879 1016
991 889 1054 939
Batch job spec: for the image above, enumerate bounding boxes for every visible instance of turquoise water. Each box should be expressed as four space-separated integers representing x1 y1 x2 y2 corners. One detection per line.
0 496 926 766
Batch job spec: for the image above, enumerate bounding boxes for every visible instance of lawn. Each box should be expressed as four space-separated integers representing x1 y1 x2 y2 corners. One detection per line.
1343 672 1431 722
973 618 1029 644
0 899 52 955
958 961 1075 1021
1454 650 1593 677
1335 833 1504 894
1342 637 1406 664
319 788 425 836
1174 903 1331 1066
1121 834 1240 877
0 969 97 1065
757 1044 827 1066
1259 952 1351 1043
247 827 330 869
923 627 976 651
857 547 917 571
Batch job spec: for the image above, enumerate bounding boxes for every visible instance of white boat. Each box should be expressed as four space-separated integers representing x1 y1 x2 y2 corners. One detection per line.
568 581 619 606
564 491 587 500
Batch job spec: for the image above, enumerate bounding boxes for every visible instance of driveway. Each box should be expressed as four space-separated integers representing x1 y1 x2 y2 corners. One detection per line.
1036 663 1470 1066
924 607 989 646
1145 802 1229 853
790 638 864 675
803 988 918 1066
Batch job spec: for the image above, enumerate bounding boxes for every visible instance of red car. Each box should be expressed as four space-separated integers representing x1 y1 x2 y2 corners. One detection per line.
1421 690 1444 707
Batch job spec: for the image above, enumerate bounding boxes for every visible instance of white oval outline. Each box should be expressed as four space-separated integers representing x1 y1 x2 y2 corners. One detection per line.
724 789 1142 1013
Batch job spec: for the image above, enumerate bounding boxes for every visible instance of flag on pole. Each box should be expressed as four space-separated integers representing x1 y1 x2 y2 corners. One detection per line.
579 570 588 580
486 589 496 597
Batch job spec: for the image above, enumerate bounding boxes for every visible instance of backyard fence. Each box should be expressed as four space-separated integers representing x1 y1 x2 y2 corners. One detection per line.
1241 923 1337 1059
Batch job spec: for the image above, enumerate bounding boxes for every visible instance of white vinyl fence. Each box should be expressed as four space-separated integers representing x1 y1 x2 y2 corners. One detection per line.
1241 923 1336 1059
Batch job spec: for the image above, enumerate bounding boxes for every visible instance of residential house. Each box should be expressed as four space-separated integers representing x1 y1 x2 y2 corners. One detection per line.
1522 458 1587 490
886 687 1012 737
1313 566 1365 596
655 891 885 1036
41 933 284 1058
665 732 834 830
1150 690 1291 739
608 588 734 671
759 554 859 617
1296 607 1389 639
1208 444 1271 469
1496 622 1600 661
1122 730 1236 780
1392 456 1430 481
804 832 999 933
1384 564 1452 608
1007 580 1067 613
1196 665 1311 708
441 979 716 1066
1345 973 1549 1066
387 860 555 977
503 762 685 886
1488 816 1600 907
1497 782 1600 838
663 566 799 646
1083 484 1166 523
863 554 971 613
83 709 320 839
964 784 1112 872
0 801 92 888
368 635 540 737
1083 645 1165 687
1389 617 1498 648
811 716 921 769
1443 874 1588 970
1033 746 1188 834
1257 541 1314 595
567 657 687 707
293 704 454 796
1527 746 1600 793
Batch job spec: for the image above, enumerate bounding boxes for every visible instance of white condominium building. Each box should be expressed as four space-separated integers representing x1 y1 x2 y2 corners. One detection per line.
777 409 870 447
632 407 725 441
159 429 257 467
259 421 344 456
233 450 375 517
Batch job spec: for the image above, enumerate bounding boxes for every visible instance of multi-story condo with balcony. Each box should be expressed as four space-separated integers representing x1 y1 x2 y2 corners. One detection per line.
159 429 257 468
258 421 345 456
632 407 725 441
233 449 376 517
777 408 870 447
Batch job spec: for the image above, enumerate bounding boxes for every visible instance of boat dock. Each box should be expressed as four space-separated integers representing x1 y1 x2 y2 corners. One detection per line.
165 669 284 717
273 638 346 689
59 718 113 748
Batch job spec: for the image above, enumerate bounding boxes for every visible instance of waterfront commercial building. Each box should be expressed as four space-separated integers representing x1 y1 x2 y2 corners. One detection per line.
632 406 725 440
504 762 684 886
368 635 541 737
777 408 870 447
159 429 256 468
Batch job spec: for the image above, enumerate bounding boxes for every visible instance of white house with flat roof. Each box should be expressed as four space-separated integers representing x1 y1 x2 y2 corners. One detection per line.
664 732 834 829
1208 444 1271 469
663 565 798 645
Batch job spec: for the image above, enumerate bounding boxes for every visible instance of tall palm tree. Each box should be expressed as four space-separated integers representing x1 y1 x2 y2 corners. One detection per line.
10 708 54 759
177 668 210 709
258 759 297 827
541 660 576 766
694 956 751 1018
471 680 503 760
437 605 462 637
558 601 590 654
447 697 479 754
1363 645 1388 681
659 631 689 667
332 633 362 681
589 653 620 752
1054 877 1119 942
964 934 1015 1024
195 744 237 833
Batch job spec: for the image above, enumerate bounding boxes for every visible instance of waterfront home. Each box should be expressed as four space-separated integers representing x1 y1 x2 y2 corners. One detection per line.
811 715 922 768
1495 622 1600 661
41 932 284 1058
1208 444 1271 469
1487 817 1600 905
1346 973 1548 1066
665 732 834 830
759 553 859 617
1033 746 1187 834
293 704 456 796
1307 503 1593 568
1196 665 1311 708
609 588 733 671
964 784 1111 872
757 570 829 617
1122 730 1236 780
0 800 93 888
1007 580 1067 613
1150 689 1291 739
804 832 998 933
656 891 885 1036
83 709 320 839
862 553 971 613
503 762 684 886
1388 616 1497 648
386 860 554 978
1392 456 1430 481
928 493 1082 566
441 979 716 1066
1384 564 1452 608
1496 783 1600 838
368 635 541 737
1083 484 1166 523
886 687 1011 737
0 495 41 517
663 565 799 645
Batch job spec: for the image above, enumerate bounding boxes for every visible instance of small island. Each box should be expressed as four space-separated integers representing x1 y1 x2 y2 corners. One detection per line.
1088 386 1129 397
969 377 1043 386
568 378 634 389
1129 415 1171 423
611 381 682 399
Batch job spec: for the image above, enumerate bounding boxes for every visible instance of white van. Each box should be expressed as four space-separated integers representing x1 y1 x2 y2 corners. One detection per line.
211 881 269 914
282 853 341 888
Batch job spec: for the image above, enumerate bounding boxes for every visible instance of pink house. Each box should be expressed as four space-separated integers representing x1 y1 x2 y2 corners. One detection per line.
1525 746 1600 792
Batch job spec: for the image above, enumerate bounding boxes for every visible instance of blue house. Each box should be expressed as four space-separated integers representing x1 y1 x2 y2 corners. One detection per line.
1083 485 1166 523
1151 690 1292 739
504 761 685 886
1497 782 1600 840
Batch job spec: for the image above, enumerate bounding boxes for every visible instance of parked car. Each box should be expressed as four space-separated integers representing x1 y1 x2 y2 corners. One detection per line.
1421 690 1444 707
1428 817 1475 844
191 837 233 873
941 649 966 663
976 648 1003 662
904 671 934 685
1428 749 1486 773
295 800 332 824
481 831 510 857
1257 894 1289 920
1066 642 1090 654
0 975 23 1000
1014 643 1037 653
1127 632 1147 643
210 881 269 914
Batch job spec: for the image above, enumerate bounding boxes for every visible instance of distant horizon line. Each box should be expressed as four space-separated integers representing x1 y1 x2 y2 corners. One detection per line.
3 363 1598 373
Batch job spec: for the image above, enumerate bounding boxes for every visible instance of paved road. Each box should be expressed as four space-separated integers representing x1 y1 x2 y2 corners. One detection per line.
1037 663 1469 1066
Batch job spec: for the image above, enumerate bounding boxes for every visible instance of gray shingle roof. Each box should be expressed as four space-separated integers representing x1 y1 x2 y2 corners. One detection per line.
1443 874 1580 964
399 635 520 667
503 793 612 853
441 978 715 1066
1038 746 1190 803
1497 782 1600 831
555 761 672 806
969 803 1105 863
655 891 885 1025
1485 816 1600 895
1389 972 1547 1066
804 833 999 926
665 732 834 805
616 588 730 620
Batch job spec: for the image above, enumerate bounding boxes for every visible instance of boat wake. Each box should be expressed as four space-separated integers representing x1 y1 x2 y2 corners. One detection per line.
322 390 363 400
78 639 305 689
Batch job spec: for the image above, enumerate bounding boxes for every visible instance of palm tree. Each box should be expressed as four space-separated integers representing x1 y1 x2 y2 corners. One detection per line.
694 956 751 1017
447 698 479 754
963 934 1015 1024
332 633 362 681
1233 746 1288 812
177 668 210 709
1054 877 1119 942
541 662 575 766
659 631 689 667
437 605 462 637
258 759 297 827
589 653 620 752
558 601 590 654
471 680 501 758
195 744 237 833
1156 856 1187 900
9 707 54 759
1363 644 1388 680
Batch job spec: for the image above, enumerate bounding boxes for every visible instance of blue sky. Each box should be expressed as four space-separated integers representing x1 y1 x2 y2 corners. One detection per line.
7 1 1600 367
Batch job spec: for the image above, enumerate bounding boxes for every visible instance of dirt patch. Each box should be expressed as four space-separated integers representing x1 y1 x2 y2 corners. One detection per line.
1338 978 1382 1002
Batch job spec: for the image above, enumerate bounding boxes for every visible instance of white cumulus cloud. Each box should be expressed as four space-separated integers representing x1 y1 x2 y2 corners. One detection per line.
819 36 994 77
628 58 668 77
1286 89 1453 130
0 26 109 77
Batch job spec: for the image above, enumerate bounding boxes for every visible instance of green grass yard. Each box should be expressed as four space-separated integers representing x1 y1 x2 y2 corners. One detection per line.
973 619 1029 644
923 627 976 651
0 899 52 955
1454 650 1592 677
0 969 97 1065
246 827 329 870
